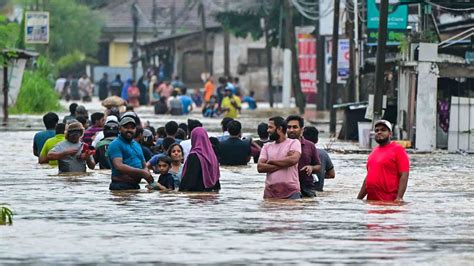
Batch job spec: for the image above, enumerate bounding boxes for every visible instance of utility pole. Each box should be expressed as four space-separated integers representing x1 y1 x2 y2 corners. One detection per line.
131 1 139 81
354 0 360 102
199 0 210 74
284 0 305 114
329 0 340 134
263 15 274 108
223 1 230 77
171 1 176 34
373 0 389 122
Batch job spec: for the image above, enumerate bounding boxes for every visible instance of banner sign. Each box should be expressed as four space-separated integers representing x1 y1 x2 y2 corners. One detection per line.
367 0 408 29
298 33 317 94
25 11 49 44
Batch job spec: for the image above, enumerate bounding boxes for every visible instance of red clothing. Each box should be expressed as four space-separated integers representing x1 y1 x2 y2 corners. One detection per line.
366 142 410 201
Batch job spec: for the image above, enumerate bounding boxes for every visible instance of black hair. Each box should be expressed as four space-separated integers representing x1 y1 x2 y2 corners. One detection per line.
55 123 66 135
104 121 119 138
303 126 319 144
116 74 121 79
181 87 187 95
249 91 255 97
147 125 156 138
269 116 287 133
221 117 234 132
43 112 59 130
234 77 239 83
162 137 176 152
257 122 269 139
218 76 227 84
158 155 172 166
76 115 88 126
165 121 179 136
108 107 120 119
134 126 144 138
69 103 78 115
286 115 304 128
91 112 105 125
187 119 202 135
156 126 166 138
178 123 188 134
176 128 186 140
126 105 134 112
227 120 242 136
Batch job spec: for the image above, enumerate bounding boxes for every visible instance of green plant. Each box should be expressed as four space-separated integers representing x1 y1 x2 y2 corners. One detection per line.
10 56 62 114
0 15 20 65
55 51 98 77
0 206 13 225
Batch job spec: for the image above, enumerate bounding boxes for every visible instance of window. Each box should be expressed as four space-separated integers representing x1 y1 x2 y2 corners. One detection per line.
248 48 267 67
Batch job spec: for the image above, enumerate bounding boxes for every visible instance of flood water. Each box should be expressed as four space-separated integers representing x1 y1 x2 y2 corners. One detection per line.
1 129 474 264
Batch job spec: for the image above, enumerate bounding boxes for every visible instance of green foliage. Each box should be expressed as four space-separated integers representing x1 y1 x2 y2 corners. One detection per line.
10 56 62 114
0 15 20 64
0 206 13 225
19 0 103 60
55 50 98 76
214 1 309 47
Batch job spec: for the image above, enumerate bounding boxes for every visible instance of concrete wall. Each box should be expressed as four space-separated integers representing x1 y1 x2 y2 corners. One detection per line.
109 42 130 67
415 62 438 151
212 34 283 101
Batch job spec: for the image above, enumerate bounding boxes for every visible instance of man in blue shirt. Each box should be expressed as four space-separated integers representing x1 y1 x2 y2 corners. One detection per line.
179 88 194 114
33 112 59 157
108 115 158 190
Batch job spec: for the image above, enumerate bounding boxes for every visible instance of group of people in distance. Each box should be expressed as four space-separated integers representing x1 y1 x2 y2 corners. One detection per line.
33 103 410 201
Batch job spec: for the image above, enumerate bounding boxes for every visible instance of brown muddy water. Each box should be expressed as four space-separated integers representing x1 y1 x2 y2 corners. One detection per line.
1 130 474 264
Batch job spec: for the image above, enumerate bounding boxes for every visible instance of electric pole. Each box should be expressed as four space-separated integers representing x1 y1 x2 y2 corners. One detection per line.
373 0 389 122
330 0 340 134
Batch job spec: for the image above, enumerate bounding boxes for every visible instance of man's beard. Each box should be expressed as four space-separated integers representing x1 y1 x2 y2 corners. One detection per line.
269 131 280 141
375 136 390 145
287 132 298 139
121 131 134 141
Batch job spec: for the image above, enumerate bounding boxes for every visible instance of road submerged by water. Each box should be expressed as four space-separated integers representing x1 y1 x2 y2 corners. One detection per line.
1 128 473 263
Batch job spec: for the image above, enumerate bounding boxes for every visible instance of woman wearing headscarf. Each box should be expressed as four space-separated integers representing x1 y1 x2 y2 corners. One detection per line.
179 127 220 192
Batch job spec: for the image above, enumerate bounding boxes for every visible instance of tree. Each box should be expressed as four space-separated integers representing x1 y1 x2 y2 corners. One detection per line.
19 0 103 60
0 15 19 65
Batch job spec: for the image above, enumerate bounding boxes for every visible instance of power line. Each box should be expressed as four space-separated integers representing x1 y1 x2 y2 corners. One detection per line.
426 1 474 12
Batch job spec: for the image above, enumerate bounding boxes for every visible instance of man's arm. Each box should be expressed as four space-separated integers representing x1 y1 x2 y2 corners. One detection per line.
85 155 96 170
267 151 300 168
47 148 78 160
396 172 409 201
325 168 335 179
257 158 281 173
357 177 367 199
112 157 154 184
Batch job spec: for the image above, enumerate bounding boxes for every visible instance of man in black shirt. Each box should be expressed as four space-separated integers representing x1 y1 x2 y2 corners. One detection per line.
218 120 251 165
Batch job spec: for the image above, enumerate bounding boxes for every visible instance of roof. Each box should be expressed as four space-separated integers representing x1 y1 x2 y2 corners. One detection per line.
100 0 223 34
1 49 39 59
141 26 221 48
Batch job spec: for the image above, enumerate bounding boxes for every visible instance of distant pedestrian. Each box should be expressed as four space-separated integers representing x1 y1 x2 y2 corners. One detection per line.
219 120 251 166
253 122 270 163
110 74 123 97
242 91 257 110
33 112 59 157
220 88 241 119
357 120 410 202
121 78 132 101
83 112 105 146
179 127 221 192
98 73 109 100
179 88 194 114
286 115 321 198
204 75 215 103
303 126 335 191
127 80 141 107
63 103 78 124
39 123 66 165
94 120 119 169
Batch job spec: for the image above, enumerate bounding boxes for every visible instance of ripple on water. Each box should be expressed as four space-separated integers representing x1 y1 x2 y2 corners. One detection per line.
0 131 474 264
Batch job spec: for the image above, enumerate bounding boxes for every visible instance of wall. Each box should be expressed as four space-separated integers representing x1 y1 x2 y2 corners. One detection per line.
212 33 283 101
109 42 130 67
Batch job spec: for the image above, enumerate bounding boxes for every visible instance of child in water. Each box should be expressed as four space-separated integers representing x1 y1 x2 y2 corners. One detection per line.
155 156 175 191
202 95 219 117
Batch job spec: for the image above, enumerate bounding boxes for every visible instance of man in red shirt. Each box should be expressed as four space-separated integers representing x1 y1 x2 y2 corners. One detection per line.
357 120 410 202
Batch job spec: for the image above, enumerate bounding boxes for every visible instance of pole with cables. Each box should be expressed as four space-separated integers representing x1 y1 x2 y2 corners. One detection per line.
354 0 360 102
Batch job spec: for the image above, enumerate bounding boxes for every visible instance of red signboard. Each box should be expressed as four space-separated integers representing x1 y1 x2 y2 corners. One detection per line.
298 33 317 98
